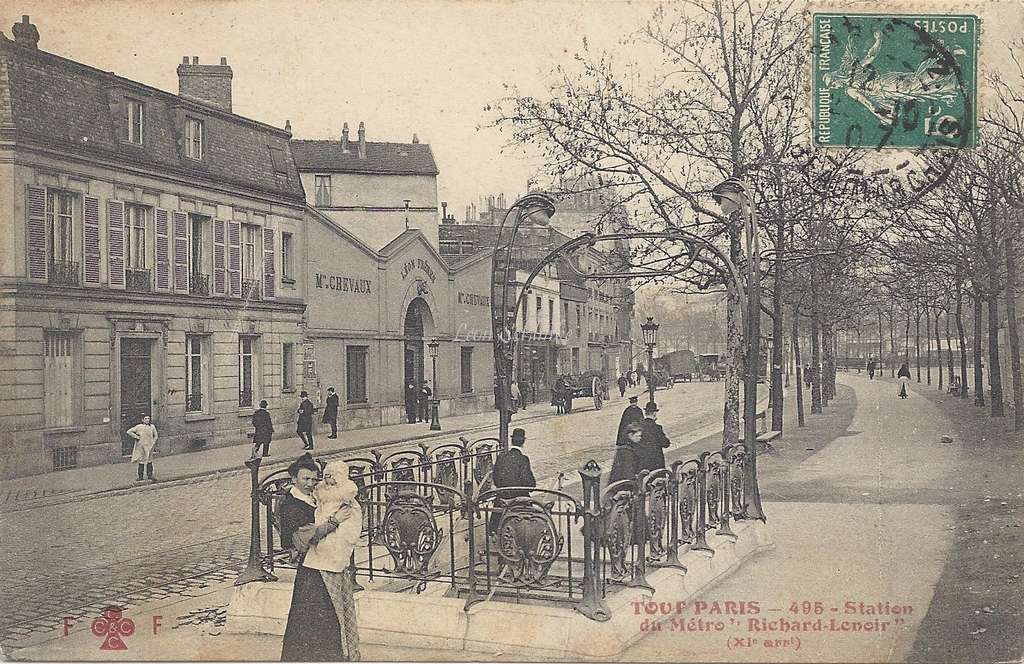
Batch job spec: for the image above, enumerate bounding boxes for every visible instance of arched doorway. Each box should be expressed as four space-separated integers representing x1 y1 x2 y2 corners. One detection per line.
403 297 434 394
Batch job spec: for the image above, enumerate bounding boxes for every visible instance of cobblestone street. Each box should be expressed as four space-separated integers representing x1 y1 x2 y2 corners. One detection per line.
0 383 736 646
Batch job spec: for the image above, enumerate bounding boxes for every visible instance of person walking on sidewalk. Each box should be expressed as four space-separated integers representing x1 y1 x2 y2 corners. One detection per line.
867 358 876 380
897 362 912 399
405 381 418 424
127 414 158 482
296 391 315 450
637 402 670 473
419 381 432 423
617 373 628 398
615 395 644 444
251 400 274 459
322 387 340 439
609 421 642 485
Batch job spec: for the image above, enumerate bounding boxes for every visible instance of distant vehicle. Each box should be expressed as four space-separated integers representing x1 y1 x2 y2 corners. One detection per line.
697 354 723 381
654 350 697 382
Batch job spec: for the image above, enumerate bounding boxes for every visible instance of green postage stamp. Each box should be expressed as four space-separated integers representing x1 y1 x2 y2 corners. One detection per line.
812 13 979 149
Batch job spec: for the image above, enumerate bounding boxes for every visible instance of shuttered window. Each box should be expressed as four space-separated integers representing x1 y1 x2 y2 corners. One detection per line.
126 99 144 144
46 190 76 264
281 232 293 280
314 175 331 206
185 118 203 160
44 332 75 428
239 336 256 407
461 346 473 393
125 205 148 269
346 346 368 404
185 335 205 412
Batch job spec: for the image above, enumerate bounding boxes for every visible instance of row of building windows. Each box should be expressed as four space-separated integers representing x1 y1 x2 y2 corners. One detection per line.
125 98 204 160
38 188 295 289
40 332 475 429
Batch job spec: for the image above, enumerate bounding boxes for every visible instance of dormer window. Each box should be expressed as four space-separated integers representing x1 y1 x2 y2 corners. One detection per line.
126 99 144 144
185 118 204 160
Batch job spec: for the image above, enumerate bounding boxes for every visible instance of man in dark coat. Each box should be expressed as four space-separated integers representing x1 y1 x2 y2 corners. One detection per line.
488 428 536 534
636 402 670 473
418 381 432 423
616 395 644 444
617 374 628 397
250 399 274 459
608 421 643 484
296 391 315 450
404 381 418 424
322 387 339 439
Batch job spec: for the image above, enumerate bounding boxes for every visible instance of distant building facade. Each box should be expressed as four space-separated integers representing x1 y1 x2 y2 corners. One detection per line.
292 126 440 252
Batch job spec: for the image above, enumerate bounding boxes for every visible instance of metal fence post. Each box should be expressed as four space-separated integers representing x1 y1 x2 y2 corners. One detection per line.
235 456 277 585
661 462 685 569
627 470 655 591
576 460 611 621
690 452 714 555
463 476 483 611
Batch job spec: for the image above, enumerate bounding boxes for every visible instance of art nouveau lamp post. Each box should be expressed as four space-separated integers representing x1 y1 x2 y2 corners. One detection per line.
712 176 765 521
428 338 441 431
641 316 659 408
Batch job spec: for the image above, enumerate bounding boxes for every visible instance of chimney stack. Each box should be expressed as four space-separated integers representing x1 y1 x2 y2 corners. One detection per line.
177 56 234 113
12 15 39 49
341 123 350 153
412 133 420 144
357 122 366 159
441 201 448 222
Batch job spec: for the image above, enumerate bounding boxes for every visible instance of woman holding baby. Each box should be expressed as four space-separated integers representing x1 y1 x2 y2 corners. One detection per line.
280 453 363 661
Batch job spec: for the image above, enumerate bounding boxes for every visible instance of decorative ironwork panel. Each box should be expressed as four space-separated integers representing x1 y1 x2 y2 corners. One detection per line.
602 487 633 580
381 492 442 576
645 478 668 560
493 499 564 587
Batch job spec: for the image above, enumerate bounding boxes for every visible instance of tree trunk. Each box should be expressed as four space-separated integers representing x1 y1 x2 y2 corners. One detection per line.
925 304 932 385
877 310 884 372
988 294 1005 417
956 287 969 398
890 302 897 377
810 287 822 414
915 304 922 382
771 224 784 432
793 310 805 427
934 307 943 392
904 310 911 372
973 292 986 406
944 300 955 390
722 234 742 448
1006 235 1023 430
822 322 836 404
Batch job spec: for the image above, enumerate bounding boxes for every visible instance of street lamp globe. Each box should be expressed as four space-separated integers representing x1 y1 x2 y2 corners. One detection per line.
640 316 659 348
518 193 557 226
712 178 747 216
428 339 440 358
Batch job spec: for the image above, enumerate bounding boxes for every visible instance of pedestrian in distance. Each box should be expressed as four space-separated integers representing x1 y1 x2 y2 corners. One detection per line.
405 381 418 424
615 395 644 445
563 375 574 413
552 376 565 414
296 391 315 450
127 414 158 482
897 362 911 399
617 373 628 397
322 387 340 439
637 402 671 473
488 427 536 535
251 400 274 459
803 365 813 389
867 359 876 380
419 380 432 423
510 380 522 414
609 421 643 485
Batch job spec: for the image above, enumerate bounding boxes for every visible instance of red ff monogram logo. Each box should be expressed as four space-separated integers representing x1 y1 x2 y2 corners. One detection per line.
90 606 135 650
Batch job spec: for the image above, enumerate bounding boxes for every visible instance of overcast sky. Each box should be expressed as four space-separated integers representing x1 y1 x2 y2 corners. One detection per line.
1 0 655 218
3 0 1021 224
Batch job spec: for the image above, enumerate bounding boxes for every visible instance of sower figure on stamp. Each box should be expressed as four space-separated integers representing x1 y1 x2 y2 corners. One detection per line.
323 386 340 439
296 391 315 450
127 414 158 482
251 399 274 459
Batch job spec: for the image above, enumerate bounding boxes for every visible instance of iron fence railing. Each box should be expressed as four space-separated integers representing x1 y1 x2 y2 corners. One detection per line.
235 436 753 621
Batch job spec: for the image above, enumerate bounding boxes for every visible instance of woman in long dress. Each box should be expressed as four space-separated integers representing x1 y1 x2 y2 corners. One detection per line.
279 454 361 661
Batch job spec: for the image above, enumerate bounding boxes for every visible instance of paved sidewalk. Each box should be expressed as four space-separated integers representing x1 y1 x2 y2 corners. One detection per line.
0 404 562 513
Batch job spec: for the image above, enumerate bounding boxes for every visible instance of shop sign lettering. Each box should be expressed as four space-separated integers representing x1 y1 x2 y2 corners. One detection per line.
314 273 373 294
400 258 437 283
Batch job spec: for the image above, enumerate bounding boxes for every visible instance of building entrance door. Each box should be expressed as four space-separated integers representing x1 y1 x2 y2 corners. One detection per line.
120 338 152 456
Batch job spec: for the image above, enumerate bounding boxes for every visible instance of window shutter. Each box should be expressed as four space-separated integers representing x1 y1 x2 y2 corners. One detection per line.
262 227 276 299
82 196 101 286
107 200 125 289
172 211 189 293
227 220 241 296
155 208 170 290
26 186 47 280
213 218 226 295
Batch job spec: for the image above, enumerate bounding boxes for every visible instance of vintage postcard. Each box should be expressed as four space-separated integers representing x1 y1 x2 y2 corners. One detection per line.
0 0 1022 662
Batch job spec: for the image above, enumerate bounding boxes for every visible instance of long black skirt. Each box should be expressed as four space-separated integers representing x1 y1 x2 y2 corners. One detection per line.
281 566 353 661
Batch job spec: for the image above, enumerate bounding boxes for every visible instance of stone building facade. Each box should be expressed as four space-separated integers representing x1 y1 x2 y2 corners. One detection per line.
0 19 308 478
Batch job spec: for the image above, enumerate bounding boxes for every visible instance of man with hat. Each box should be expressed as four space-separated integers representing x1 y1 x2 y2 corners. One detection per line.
488 428 536 534
637 401 670 473
296 391 315 450
616 395 645 445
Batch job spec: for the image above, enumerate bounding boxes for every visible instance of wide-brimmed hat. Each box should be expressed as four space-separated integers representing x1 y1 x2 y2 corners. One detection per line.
644 402 659 414
628 395 639 403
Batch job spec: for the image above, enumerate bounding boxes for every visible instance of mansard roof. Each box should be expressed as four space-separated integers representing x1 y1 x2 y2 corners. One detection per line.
290 139 438 176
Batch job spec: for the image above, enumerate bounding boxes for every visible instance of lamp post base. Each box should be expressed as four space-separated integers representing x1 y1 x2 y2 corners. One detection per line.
429 399 441 431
